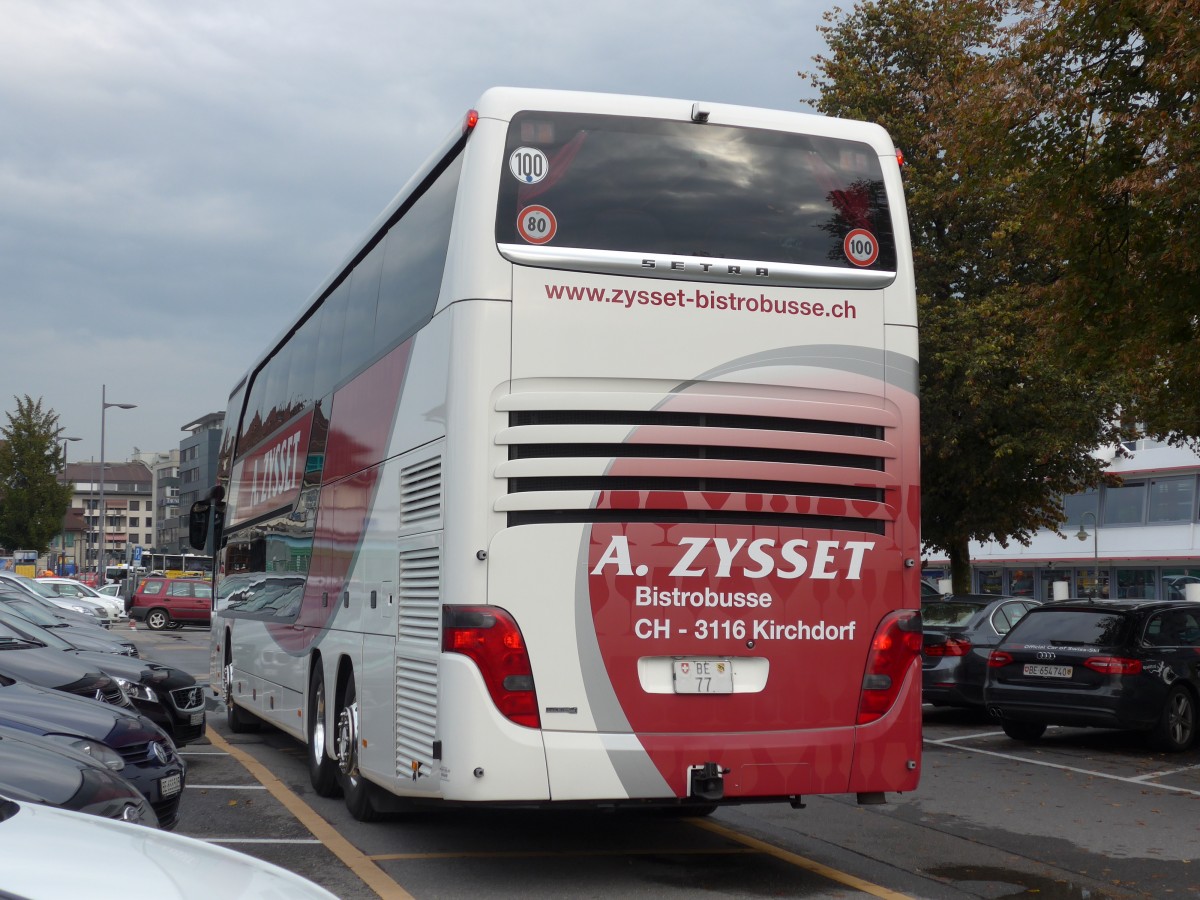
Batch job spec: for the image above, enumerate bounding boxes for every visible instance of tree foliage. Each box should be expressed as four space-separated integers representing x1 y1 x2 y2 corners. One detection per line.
0 396 75 555
1009 0 1200 441
804 0 1127 590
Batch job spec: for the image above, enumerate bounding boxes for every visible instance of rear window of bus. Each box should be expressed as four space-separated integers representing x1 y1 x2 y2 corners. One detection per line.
495 110 897 271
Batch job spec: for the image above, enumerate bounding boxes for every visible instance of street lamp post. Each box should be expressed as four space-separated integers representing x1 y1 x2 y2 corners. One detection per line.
1076 510 1100 598
98 385 136 575
57 435 81 575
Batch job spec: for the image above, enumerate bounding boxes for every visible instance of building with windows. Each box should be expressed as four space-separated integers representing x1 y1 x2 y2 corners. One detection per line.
925 438 1200 601
63 460 154 573
177 413 225 551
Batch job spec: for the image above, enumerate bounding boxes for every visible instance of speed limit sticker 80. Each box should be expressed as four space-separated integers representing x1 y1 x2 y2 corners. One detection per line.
843 228 879 267
518 205 557 244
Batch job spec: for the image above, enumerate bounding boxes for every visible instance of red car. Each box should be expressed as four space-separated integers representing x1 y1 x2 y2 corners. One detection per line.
128 577 212 630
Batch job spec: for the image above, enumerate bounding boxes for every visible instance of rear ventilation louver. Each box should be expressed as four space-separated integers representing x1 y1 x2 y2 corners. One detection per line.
395 539 440 776
399 456 442 531
497 408 896 533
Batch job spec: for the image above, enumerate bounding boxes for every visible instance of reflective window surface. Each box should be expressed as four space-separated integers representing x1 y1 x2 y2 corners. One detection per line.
496 111 896 270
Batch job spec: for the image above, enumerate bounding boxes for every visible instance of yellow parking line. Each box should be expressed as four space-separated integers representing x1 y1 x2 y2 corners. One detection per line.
206 728 414 900
369 847 758 861
690 818 914 900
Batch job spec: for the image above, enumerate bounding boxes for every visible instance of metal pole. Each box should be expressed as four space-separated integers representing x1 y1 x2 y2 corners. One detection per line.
57 436 81 575
99 385 137 579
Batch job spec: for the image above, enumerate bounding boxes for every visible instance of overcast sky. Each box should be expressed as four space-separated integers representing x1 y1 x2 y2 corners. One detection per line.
0 0 835 466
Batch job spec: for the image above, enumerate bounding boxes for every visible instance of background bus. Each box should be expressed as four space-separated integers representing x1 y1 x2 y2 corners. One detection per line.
208 88 922 821
143 553 214 579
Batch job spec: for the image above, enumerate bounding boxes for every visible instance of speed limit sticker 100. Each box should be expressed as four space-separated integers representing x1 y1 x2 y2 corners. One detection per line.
518 205 557 245
843 228 879 267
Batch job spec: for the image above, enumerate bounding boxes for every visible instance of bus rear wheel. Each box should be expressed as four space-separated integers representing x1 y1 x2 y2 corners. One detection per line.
308 666 341 797
336 673 383 822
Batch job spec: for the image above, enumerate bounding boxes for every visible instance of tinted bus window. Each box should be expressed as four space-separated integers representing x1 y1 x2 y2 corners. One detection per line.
339 241 385 383
495 111 896 271
313 279 350 399
374 154 463 356
286 309 320 412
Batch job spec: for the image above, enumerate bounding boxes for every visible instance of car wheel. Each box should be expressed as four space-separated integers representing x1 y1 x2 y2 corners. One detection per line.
1001 720 1046 742
336 673 383 822
1150 685 1197 752
145 608 171 631
223 657 259 734
307 666 342 797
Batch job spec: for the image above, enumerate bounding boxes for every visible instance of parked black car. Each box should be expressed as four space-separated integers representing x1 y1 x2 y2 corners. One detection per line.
0 618 130 710
923 595 1041 709
984 599 1200 751
0 724 156 826
0 610 206 746
0 591 138 656
0 675 185 827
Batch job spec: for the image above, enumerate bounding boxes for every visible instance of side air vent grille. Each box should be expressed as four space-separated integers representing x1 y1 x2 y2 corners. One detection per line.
399 455 442 532
395 535 441 778
496 406 898 534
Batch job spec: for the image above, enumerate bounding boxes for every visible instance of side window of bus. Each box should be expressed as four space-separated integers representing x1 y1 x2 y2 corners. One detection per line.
339 241 385 383
314 279 350 400
374 154 463 357
286 309 320 413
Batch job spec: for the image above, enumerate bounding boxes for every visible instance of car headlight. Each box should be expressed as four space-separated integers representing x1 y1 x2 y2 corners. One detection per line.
67 604 88 614
45 734 125 771
115 676 158 703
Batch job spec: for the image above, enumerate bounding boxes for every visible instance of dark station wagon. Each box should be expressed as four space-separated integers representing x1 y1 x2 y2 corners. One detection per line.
984 599 1200 751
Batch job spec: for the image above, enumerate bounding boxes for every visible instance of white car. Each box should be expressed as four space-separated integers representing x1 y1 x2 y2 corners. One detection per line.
0 797 338 899
34 577 127 623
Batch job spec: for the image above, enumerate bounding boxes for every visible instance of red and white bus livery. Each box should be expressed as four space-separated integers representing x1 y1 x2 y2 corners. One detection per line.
209 88 922 819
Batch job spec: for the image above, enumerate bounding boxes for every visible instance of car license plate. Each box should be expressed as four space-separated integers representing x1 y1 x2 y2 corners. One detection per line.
672 659 733 694
159 773 182 797
190 712 205 726
1023 663 1073 678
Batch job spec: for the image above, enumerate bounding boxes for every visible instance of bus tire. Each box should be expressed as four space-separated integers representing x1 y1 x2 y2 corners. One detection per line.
337 672 383 822
223 656 259 734
307 666 342 797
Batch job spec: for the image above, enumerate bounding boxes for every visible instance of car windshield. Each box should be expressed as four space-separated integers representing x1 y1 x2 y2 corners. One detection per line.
923 602 985 627
1006 608 1129 647
18 579 59 599
0 611 72 651
0 599 61 629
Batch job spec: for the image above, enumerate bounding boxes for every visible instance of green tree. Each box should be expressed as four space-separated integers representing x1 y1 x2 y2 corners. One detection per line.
1008 0 1200 442
0 396 75 555
804 0 1127 591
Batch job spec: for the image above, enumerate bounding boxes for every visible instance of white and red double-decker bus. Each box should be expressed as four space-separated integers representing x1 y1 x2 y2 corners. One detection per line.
208 88 922 820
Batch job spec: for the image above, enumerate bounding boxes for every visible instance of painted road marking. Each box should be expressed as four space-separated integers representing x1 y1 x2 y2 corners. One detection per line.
925 734 1200 797
691 818 915 900
205 728 414 900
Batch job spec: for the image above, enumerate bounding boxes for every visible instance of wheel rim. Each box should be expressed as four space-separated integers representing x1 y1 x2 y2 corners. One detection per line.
336 700 359 777
311 679 327 768
1168 692 1194 746
148 611 166 629
224 662 235 706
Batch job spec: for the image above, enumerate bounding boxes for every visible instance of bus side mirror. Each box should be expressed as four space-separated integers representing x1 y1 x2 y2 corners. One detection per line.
188 501 210 551
189 487 226 552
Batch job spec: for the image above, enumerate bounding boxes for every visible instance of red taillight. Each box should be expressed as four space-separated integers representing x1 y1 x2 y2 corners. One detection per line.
463 109 479 132
442 605 539 728
1085 656 1143 675
857 610 922 725
895 147 905 167
987 651 1013 668
925 637 972 658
